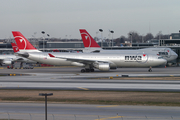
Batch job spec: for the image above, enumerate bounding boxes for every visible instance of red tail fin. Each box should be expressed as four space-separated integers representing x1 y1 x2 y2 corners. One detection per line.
11 43 19 53
12 31 40 52
79 29 100 48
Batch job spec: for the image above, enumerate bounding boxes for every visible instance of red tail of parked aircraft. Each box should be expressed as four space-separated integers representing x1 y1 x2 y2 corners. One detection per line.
79 29 101 48
12 31 41 52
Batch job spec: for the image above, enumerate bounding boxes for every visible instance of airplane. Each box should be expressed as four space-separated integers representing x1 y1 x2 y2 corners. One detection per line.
0 43 37 68
0 54 17 66
79 29 178 62
12 31 167 72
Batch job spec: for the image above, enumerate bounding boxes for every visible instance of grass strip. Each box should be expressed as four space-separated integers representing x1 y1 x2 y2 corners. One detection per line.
1 97 180 106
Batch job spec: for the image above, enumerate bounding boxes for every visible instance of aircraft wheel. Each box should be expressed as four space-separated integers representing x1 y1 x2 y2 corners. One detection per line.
81 69 86 73
148 66 152 72
90 69 94 72
85 69 90 72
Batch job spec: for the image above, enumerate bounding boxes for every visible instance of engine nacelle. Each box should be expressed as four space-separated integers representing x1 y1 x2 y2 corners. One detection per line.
93 62 110 71
3 60 12 65
109 63 117 69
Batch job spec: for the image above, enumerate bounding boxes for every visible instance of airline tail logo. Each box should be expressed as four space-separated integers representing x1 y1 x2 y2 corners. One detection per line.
14 36 27 50
12 31 37 50
79 29 100 48
81 32 92 47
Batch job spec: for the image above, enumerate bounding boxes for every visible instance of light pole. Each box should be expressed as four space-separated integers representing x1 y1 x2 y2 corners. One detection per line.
96 31 99 42
110 30 114 48
99 29 103 48
32 32 37 47
41 31 45 52
129 33 132 47
39 93 53 120
47 34 50 42
141 34 144 43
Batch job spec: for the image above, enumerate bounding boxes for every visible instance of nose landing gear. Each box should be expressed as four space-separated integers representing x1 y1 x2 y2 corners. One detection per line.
148 66 152 72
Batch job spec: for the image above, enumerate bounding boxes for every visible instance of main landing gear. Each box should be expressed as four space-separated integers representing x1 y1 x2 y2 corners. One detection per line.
148 66 152 72
81 68 94 73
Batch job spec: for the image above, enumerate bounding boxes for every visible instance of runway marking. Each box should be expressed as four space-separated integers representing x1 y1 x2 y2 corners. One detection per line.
94 115 123 120
77 87 89 90
97 105 119 108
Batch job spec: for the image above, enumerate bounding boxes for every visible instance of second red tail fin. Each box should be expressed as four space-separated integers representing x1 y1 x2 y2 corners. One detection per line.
79 29 101 48
11 43 19 53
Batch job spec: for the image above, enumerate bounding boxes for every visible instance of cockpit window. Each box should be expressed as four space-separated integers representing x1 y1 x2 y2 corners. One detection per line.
158 57 163 59
158 52 168 55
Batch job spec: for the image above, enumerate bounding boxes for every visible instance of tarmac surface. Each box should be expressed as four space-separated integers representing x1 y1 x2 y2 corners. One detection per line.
0 103 180 120
0 66 180 120
0 67 180 91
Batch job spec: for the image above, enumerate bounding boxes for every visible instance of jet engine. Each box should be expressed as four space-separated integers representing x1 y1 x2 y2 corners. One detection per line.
93 62 110 71
109 63 117 69
3 60 12 65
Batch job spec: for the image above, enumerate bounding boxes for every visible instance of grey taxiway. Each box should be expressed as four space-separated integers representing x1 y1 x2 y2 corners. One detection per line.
0 67 180 120
0 103 179 120
0 67 180 91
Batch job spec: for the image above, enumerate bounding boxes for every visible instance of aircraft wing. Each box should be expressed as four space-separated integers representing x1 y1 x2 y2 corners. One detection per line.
16 58 24 61
48 53 111 64
15 52 29 58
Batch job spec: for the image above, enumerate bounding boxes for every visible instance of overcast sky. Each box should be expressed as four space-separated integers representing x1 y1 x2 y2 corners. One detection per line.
0 0 180 39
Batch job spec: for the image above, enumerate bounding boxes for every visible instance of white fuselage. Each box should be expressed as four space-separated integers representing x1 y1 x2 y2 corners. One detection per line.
24 52 167 68
88 47 178 62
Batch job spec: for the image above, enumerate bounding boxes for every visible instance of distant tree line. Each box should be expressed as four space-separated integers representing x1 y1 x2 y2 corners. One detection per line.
0 31 170 47
113 31 169 46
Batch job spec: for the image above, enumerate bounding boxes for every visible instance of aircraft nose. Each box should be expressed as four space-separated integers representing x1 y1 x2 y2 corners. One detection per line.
173 51 178 59
162 59 167 65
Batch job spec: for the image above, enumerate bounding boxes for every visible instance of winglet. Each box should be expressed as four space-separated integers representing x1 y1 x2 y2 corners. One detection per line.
48 53 55 57
11 42 19 53
79 29 101 48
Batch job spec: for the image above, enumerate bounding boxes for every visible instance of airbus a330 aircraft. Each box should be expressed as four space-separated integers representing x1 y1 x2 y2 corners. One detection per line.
12 31 167 72
79 29 178 62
